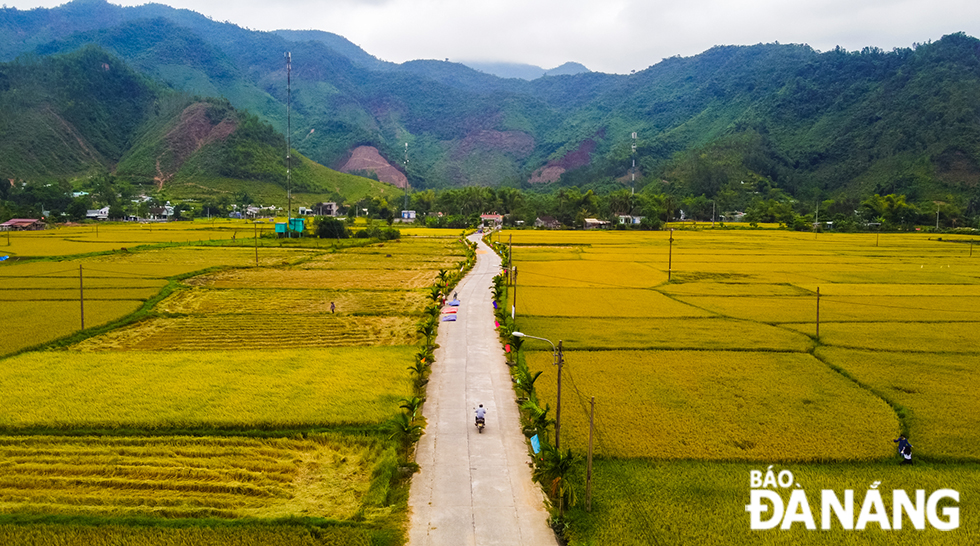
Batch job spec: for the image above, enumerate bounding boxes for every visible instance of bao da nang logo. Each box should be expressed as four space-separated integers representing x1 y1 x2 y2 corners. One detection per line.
745 466 959 531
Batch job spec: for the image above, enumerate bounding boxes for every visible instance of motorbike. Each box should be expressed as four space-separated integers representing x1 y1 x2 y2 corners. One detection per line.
475 416 485 433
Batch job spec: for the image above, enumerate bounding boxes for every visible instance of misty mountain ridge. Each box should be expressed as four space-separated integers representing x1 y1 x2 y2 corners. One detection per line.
461 61 591 80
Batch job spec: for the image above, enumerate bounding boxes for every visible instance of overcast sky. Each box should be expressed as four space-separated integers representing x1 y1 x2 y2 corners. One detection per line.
10 0 980 74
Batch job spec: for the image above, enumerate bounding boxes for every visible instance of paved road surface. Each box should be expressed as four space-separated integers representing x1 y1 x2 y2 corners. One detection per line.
407 234 558 546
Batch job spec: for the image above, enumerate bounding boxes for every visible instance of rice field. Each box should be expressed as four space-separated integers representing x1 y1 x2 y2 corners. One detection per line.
525 350 898 461
502 228 980 545
156 288 428 316
187 268 437 290
72 315 419 350
564 459 980 545
516 317 812 352
0 347 414 429
0 434 392 520
0 300 143 357
0 224 465 542
817 347 980 460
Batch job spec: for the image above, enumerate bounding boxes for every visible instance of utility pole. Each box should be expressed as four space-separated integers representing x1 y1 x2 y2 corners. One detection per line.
79 265 85 330
508 234 513 285
630 132 637 196
815 202 819 237
512 266 518 321
285 52 292 235
668 229 674 281
586 396 595 512
555 340 564 451
254 222 258 267
816 287 821 339
403 142 410 212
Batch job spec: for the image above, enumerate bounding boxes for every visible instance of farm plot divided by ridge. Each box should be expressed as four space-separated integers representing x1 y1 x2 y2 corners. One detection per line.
503 229 980 545
73 315 419 350
525 349 898 461
0 225 465 542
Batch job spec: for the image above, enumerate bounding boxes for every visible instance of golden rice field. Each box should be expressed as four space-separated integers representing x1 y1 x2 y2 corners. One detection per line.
0 524 379 546
516 317 812 352
0 434 391 520
0 224 465 543
817 347 980 460
504 227 980 544
525 349 899 461
517 287 712 318
157 288 428 316
569 459 980 546
0 300 143 357
73 315 419 351
0 347 413 429
0 220 275 257
187 268 437 290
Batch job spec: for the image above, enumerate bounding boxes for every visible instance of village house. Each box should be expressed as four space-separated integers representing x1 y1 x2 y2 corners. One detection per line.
86 206 110 221
0 218 46 231
534 216 560 229
584 218 611 229
617 215 645 225
311 202 337 216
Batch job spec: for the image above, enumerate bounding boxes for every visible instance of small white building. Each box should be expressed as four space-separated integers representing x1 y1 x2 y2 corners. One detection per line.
86 206 110 220
617 215 645 225
401 210 417 220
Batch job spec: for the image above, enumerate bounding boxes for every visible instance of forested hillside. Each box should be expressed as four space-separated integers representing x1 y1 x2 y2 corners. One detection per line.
0 45 393 221
1 0 979 219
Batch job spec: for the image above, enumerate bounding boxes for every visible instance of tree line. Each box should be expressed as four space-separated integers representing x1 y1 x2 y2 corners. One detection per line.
1 169 974 233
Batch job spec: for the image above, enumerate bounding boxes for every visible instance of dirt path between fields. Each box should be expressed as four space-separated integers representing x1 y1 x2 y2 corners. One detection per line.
407 234 557 546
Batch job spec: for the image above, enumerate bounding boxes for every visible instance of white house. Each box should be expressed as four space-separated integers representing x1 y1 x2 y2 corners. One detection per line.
86 206 110 220
617 215 645 225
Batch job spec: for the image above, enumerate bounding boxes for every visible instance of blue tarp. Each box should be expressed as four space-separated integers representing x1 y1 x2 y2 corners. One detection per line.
0 256 8 261
441 315 457 322
448 299 460 306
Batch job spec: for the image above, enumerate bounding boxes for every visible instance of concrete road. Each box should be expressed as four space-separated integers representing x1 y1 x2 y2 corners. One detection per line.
407 234 558 546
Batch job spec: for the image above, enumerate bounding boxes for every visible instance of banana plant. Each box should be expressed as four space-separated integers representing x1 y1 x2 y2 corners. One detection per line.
399 396 425 423
533 443 577 516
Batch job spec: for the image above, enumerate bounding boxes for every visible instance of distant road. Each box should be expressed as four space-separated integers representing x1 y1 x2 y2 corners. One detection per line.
407 234 557 546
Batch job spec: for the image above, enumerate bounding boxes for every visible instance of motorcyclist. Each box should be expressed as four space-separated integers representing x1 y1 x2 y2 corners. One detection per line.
475 404 486 425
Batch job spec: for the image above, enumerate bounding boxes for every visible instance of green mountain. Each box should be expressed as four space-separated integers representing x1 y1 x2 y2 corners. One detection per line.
1 0 979 209
0 45 393 208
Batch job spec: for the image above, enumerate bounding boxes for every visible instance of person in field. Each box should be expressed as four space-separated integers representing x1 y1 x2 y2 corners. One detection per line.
894 435 912 464
330 302 335 313
901 443 913 465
